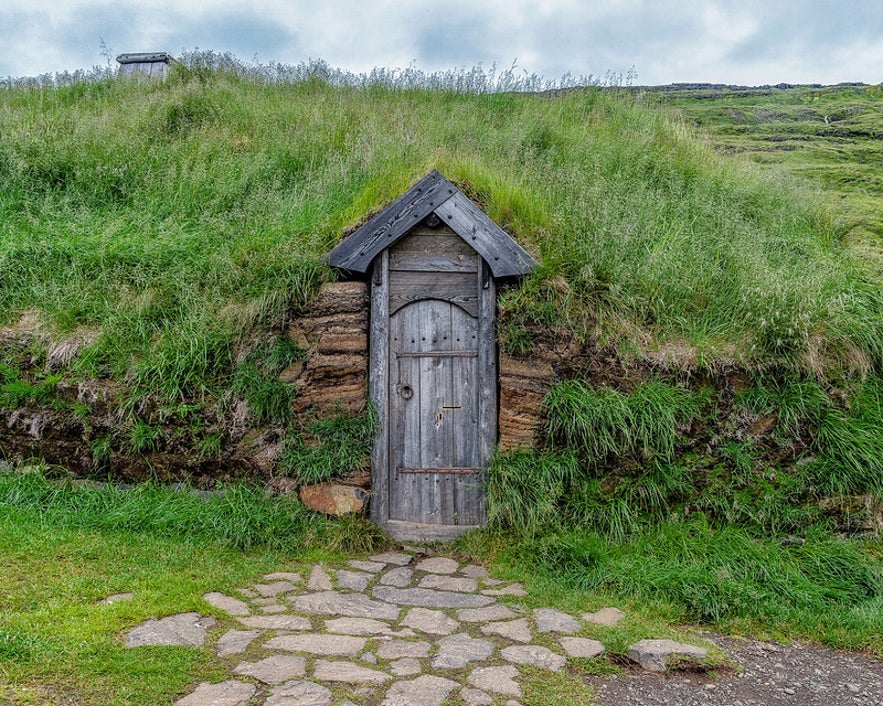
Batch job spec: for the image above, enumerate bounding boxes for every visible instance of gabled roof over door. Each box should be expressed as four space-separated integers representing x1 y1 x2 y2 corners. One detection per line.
328 170 537 278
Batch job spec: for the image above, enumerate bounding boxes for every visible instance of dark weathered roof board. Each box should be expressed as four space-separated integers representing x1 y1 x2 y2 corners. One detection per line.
328 170 537 278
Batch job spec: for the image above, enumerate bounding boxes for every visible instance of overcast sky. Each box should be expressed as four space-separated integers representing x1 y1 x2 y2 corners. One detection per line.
2 0 881 86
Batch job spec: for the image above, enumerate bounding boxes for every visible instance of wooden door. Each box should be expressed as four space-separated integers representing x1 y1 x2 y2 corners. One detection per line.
388 299 482 525
370 225 497 538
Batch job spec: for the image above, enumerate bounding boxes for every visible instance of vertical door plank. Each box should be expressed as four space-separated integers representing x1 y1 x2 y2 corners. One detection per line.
370 252 390 525
476 261 497 524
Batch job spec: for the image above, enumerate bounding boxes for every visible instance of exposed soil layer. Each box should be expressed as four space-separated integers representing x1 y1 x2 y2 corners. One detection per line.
589 633 883 706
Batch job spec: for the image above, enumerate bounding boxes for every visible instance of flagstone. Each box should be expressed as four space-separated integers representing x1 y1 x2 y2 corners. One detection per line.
336 570 373 591
307 566 333 591
482 578 503 586
216 629 260 656
254 581 298 597
468 665 521 697
534 608 580 633
501 644 565 672
312 659 391 684
378 567 413 587
382 675 459 706
559 637 605 658
457 605 518 623
239 615 311 631
369 552 413 566
481 618 532 643
372 586 494 609
175 680 255 706
389 657 422 676
264 680 331 706
349 560 386 573
236 587 258 598
416 557 459 574
460 565 489 578
482 583 526 597
264 634 366 657
126 612 217 648
400 607 459 635
233 655 307 683
375 640 432 659
324 617 394 635
290 591 401 620
98 592 133 605
582 607 626 627
431 634 494 669
264 572 302 583
261 604 287 614
461 687 493 706
203 592 250 616
417 575 478 593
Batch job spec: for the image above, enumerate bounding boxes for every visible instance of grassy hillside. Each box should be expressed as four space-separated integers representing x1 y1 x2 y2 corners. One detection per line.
0 65 881 676
1 68 880 398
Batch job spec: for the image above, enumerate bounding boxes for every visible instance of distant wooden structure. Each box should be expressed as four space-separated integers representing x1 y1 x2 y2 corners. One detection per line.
329 170 537 541
116 52 175 79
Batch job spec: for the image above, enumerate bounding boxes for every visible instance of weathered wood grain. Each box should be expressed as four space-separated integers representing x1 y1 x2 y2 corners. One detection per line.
329 171 457 273
369 251 390 526
389 271 479 317
433 191 537 278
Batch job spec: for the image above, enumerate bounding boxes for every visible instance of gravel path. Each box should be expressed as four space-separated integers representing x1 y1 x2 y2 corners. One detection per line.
590 633 883 706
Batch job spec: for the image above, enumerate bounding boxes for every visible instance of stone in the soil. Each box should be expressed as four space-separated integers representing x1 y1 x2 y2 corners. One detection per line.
233 655 307 684
417 574 478 593
432 633 494 669
216 629 260 656
482 578 503 587
534 608 581 633
458 605 518 623
415 557 459 574
239 615 311 631
349 560 386 573
468 665 522 697
175 680 254 706
290 590 401 620
236 587 258 598
307 566 333 591
264 633 366 657
482 583 526 597
379 567 413 587
460 687 493 706
382 675 459 706
559 636 605 658
376 639 432 659
372 586 494 609
501 645 566 672
203 592 251 616
582 607 625 627
627 639 708 672
264 679 331 706
312 659 391 684
370 552 413 566
261 604 287 614
401 607 459 635
252 597 279 606
98 592 133 605
389 657 422 676
299 482 366 516
361 651 377 664
336 570 373 591
481 618 532 643
461 565 489 579
325 617 393 635
126 612 217 647
254 581 297 597
265 572 302 583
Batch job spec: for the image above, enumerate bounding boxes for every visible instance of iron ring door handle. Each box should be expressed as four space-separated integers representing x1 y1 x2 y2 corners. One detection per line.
399 384 413 399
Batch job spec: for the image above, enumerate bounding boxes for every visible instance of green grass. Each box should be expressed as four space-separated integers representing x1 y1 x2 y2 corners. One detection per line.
279 410 375 484
1 67 880 411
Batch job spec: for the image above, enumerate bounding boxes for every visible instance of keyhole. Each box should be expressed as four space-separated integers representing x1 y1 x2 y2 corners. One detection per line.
400 384 413 399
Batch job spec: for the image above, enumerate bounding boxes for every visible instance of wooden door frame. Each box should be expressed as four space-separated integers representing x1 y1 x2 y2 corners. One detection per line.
369 249 497 540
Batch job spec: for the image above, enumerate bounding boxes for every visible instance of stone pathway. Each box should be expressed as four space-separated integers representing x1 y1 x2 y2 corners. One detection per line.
126 549 643 705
